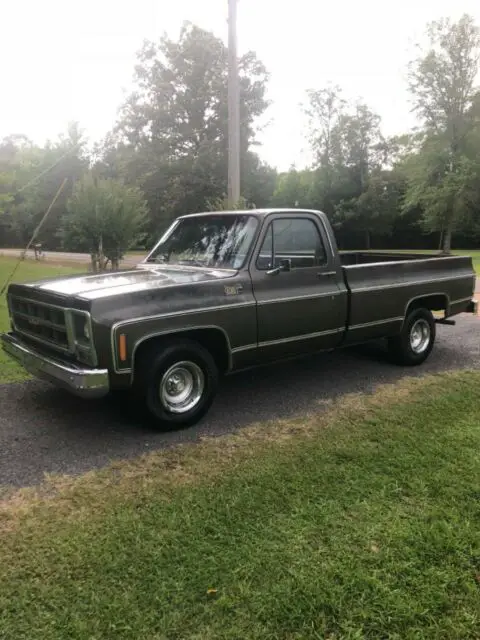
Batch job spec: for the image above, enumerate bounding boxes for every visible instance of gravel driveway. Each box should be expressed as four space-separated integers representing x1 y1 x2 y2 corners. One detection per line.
1 314 479 488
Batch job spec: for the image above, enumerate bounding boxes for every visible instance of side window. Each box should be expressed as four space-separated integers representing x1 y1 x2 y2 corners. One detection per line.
256 217 327 270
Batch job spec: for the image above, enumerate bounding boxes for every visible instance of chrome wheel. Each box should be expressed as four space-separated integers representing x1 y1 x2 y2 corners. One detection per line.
409 319 431 354
159 361 205 414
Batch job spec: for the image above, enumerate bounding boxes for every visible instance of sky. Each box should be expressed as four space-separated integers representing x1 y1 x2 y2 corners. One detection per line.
1 0 480 170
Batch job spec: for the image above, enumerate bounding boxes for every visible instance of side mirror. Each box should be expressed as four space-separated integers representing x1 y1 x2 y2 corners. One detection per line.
266 258 291 276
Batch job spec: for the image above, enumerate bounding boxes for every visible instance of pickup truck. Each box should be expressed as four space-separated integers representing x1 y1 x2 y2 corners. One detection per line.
1 208 477 429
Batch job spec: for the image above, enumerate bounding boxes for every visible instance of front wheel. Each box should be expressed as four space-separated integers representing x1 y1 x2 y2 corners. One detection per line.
133 339 219 430
388 308 436 366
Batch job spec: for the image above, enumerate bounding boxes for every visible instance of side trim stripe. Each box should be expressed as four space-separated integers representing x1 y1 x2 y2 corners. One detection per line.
231 316 405 354
257 328 344 349
348 317 404 330
111 274 472 334
112 301 256 331
258 291 345 305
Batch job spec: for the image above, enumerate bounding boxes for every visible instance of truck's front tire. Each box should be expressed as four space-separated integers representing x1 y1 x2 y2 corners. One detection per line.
388 307 436 366
133 339 219 429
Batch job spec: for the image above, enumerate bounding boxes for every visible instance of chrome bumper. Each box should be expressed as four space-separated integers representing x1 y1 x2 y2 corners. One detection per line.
1 332 110 399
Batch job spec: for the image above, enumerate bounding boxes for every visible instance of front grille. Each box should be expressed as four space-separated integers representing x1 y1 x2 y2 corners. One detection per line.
9 296 70 352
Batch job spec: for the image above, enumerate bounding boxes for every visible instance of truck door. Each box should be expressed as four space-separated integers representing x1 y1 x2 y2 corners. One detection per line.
250 212 348 362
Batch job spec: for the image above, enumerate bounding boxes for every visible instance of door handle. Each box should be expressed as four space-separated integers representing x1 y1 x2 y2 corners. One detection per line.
317 270 336 277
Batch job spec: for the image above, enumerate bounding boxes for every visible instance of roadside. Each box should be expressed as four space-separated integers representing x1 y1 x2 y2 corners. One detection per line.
1 371 479 639
0 248 143 268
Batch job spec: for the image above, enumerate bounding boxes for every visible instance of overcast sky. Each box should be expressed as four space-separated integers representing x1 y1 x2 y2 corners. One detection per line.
2 0 479 170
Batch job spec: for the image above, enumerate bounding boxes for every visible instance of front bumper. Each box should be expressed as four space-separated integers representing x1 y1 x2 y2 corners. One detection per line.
1 332 110 399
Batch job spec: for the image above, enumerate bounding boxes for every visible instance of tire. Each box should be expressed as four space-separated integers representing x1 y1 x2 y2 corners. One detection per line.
132 338 219 430
388 307 436 366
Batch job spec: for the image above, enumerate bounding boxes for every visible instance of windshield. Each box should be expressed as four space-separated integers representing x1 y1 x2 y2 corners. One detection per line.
146 214 259 269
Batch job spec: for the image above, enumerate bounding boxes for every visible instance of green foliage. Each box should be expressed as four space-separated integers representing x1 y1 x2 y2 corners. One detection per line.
205 194 253 211
304 88 390 243
1 17 480 253
1 372 480 638
404 13 480 252
97 21 272 241
271 167 315 209
0 125 89 248
335 170 403 247
63 175 148 270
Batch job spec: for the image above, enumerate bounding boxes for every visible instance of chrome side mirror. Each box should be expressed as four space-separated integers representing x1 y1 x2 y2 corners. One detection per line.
266 258 291 276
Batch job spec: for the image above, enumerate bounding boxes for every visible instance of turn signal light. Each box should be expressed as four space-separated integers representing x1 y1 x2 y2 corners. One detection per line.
119 334 127 362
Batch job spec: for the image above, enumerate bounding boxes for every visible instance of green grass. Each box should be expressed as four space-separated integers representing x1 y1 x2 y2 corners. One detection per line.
0 258 82 383
1 371 479 639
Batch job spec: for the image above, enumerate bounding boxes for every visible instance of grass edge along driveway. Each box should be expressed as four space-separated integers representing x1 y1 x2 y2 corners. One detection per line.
1 370 479 639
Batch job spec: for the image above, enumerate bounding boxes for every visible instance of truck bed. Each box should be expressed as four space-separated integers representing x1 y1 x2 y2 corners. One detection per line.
339 250 444 266
341 253 476 344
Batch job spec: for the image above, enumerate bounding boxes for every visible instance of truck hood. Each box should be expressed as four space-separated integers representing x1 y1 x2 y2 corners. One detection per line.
23 264 236 300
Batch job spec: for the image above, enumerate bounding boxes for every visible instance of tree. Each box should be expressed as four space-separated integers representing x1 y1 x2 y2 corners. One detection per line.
0 135 30 215
2 124 90 249
63 175 148 271
305 86 346 169
117 22 269 156
336 169 403 247
304 88 390 244
329 103 388 246
304 86 346 215
270 167 315 209
405 13 480 252
101 21 271 238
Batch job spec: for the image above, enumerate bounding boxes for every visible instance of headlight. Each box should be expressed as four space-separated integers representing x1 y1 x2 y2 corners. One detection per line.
72 312 90 345
68 311 96 366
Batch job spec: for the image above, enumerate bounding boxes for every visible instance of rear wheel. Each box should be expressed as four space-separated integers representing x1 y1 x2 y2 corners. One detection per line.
388 308 436 366
133 339 219 429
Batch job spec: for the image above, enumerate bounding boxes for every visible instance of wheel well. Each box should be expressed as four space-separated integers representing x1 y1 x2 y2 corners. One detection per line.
133 328 231 374
406 294 449 316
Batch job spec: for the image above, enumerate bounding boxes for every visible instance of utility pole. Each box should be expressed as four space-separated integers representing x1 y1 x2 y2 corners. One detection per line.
227 0 240 206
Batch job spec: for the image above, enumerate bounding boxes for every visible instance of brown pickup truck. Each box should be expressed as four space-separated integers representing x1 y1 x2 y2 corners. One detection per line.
1 208 477 429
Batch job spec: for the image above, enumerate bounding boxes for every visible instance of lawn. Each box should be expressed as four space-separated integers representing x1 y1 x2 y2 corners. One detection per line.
0 257 83 383
0 371 479 639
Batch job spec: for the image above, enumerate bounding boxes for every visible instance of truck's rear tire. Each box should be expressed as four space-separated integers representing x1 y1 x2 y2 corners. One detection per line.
388 307 436 366
133 338 219 429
